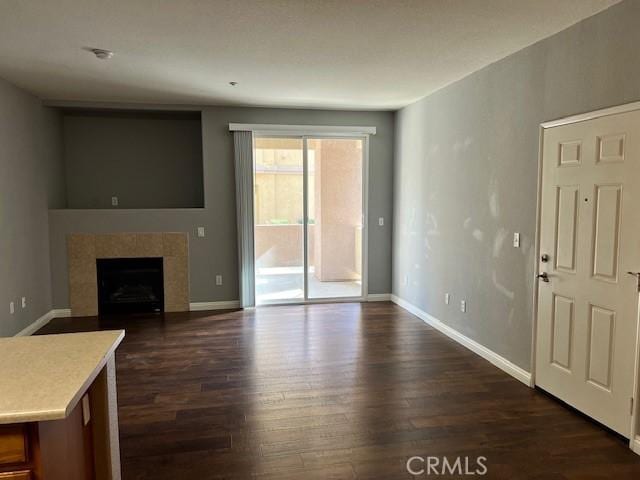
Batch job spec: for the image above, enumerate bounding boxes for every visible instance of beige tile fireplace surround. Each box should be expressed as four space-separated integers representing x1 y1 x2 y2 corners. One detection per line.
67 232 189 316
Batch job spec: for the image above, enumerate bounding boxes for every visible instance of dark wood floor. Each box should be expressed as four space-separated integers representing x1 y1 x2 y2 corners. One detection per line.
38 302 640 479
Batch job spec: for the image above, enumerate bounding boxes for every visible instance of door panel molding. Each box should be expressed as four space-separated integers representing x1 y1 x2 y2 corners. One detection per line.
554 185 579 273
591 184 622 282
597 133 626 164
558 140 582 167
551 293 574 372
586 304 616 392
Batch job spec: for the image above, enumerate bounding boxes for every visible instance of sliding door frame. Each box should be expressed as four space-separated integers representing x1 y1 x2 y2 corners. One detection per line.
253 132 370 306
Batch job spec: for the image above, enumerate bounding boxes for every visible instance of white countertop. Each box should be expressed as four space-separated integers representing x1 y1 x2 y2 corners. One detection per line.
0 330 125 424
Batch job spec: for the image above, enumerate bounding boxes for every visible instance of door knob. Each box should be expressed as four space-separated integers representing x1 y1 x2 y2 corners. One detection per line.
537 272 550 283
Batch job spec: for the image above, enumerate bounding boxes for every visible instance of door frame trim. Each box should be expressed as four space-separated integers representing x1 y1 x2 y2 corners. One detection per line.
303 137 310 301
532 101 640 451
540 101 640 128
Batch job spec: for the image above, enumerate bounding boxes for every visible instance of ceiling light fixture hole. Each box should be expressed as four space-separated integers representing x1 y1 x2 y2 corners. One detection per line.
87 48 114 60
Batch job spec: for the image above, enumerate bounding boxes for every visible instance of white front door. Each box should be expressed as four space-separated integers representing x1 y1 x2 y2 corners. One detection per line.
536 109 640 436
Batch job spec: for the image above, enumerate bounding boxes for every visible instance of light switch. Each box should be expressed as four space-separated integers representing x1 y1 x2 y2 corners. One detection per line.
460 300 467 313
215 274 223 286
21 297 26 309
111 196 119 207
513 232 520 248
378 217 384 226
197 227 205 238
9 302 15 314
445 293 450 305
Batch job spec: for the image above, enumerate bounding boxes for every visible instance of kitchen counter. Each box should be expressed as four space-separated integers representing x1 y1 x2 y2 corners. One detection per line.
0 330 124 424
0 330 124 480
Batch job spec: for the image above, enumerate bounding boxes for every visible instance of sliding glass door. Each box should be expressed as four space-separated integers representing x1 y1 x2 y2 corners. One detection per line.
253 137 305 303
306 138 364 299
253 136 365 305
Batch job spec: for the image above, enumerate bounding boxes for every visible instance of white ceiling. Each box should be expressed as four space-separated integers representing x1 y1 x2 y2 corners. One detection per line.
0 0 621 110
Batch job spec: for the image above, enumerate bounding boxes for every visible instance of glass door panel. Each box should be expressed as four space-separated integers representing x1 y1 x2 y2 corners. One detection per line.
306 138 364 299
254 137 304 304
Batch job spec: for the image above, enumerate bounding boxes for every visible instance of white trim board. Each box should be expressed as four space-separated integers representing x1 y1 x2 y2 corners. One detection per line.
257 297 365 307
632 436 640 455
14 310 56 337
42 99 202 112
14 303 240 337
367 294 391 302
52 308 72 318
229 123 376 135
189 300 241 311
14 308 71 337
541 101 640 129
390 295 532 386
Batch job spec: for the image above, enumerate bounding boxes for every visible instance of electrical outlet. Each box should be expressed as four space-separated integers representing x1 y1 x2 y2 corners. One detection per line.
378 217 384 226
21 297 26 309
460 300 467 313
111 196 119 207
9 302 15 314
215 274 223 286
513 232 520 248
445 293 450 305
197 227 205 238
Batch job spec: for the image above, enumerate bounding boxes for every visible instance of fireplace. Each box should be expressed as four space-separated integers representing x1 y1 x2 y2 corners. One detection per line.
97 258 164 314
67 233 189 316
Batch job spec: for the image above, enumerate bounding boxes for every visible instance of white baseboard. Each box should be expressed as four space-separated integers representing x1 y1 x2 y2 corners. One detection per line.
390 294 532 386
52 308 72 318
15 302 237 336
632 436 640 455
14 311 53 336
190 300 241 311
366 293 391 302
14 308 73 336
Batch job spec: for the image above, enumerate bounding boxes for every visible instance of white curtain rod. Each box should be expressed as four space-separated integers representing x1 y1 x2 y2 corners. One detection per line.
228 123 376 135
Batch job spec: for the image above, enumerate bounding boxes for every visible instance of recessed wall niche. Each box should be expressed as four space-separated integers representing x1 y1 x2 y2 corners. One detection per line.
61 108 204 209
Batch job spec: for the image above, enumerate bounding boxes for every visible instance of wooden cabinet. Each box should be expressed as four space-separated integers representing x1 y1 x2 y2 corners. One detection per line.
0 400 93 480
0 472 31 480
0 426 27 466
0 425 31 480
0 332 123 480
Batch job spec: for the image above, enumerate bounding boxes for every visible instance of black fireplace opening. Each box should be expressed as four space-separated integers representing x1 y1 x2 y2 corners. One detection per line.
97 258 164 314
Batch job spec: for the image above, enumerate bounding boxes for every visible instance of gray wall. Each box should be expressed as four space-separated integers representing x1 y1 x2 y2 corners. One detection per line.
0 78 65 336
50 106 394 308
393 0 640 371
63 111 204 208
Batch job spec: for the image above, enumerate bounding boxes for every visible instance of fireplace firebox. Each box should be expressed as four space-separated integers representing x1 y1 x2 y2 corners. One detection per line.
97 258 164 314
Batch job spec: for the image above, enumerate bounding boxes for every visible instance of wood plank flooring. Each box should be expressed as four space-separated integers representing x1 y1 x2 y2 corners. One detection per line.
37 302 640 479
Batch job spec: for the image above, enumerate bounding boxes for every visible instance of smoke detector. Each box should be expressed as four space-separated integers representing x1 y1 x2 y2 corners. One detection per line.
89 48 114 60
